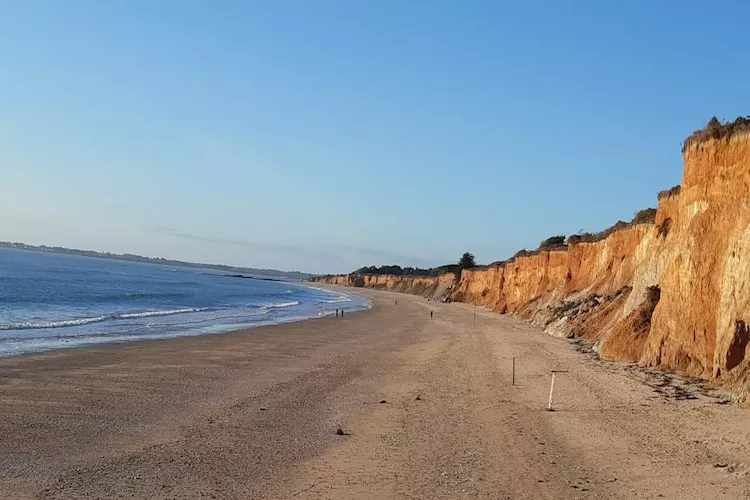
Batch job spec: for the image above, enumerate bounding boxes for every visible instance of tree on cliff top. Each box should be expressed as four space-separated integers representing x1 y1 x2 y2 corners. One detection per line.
539 235 566 250
457 252 477 278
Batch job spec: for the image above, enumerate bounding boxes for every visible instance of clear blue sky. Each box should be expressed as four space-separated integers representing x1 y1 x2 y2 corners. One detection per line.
0 1 747 273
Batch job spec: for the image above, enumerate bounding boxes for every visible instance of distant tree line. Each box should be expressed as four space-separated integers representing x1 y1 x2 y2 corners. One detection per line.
352 251 478 277
353 264 459 277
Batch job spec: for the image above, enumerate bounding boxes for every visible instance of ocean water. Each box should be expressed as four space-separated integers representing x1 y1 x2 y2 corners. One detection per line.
0 248 369 357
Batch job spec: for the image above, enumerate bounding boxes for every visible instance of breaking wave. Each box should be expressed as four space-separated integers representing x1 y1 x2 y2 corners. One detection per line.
0 307 209 331
319 296 351 304
260 301 300 310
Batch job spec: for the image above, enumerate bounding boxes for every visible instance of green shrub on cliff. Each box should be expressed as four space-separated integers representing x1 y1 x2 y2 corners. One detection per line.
632 208 657 225
567 221 630 244
539 235 566 250
657 185 681 200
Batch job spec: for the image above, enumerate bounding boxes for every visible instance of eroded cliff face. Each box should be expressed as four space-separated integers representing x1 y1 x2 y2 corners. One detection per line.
452 223 651 316
316 273 456 300
313 130 750 394
645 134 750 379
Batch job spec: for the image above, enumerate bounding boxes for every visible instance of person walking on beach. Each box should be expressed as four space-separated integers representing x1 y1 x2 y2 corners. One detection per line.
335 308 339 317
341 309 344 317
430 311 433 319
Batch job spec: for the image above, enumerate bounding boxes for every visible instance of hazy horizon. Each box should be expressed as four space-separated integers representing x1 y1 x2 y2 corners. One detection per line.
2 1 748 274
0 241 313 275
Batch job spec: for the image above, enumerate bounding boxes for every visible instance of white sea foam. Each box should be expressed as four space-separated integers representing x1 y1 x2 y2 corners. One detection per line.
0 307 208 331
0 316 110 330
119 308 208 319
319 296 351 304
260 301 300 310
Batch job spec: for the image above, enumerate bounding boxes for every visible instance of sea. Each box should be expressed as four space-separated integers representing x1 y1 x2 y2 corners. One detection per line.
0 248 369 357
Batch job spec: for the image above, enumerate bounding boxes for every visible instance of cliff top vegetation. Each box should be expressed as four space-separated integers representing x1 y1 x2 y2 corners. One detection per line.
351 263 458 277
683 116 750 152
657 185 681 200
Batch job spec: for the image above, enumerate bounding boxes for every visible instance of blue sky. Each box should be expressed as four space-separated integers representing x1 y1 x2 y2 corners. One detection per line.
0 1 747 273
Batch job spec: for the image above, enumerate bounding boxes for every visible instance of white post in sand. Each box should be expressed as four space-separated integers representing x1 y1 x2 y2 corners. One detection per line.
547 372 556 411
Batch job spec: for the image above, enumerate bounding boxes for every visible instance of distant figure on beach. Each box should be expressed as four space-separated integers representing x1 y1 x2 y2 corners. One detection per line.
335 309 339 317
341 309 344 317
395 300 398 305
430 311 433 319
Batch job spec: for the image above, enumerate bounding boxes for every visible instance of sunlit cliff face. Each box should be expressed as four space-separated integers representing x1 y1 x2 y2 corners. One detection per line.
314 129 750 388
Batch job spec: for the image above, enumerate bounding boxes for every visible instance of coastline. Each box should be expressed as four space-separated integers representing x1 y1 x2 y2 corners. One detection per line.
1 288 748 499
0 286 372 362
0 278 371 359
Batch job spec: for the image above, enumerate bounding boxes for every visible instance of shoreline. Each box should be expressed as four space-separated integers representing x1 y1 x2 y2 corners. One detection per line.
0 283 371 360
0 290 372 362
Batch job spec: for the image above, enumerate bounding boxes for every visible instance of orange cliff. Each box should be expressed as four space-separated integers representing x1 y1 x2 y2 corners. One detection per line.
318 273 456 299
312 119 750 397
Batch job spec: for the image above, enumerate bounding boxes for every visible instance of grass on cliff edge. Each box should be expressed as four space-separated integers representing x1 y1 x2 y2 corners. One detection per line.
683 116 750 152
657 185 681 200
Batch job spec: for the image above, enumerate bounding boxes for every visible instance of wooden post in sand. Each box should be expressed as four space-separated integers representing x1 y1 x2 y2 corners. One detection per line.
512 357 516 386
473 303 477 329
547 370 568 411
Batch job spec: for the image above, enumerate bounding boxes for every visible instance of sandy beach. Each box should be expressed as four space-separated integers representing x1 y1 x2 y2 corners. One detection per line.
1 287 749 499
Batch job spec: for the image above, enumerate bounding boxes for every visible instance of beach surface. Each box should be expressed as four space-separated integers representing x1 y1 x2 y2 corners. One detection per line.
1 287 749 499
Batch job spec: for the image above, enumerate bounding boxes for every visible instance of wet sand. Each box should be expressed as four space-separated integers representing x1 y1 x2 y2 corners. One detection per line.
1 288 749 499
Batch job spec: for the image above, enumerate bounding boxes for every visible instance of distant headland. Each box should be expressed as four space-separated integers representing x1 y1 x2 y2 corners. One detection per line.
0 241 311 281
